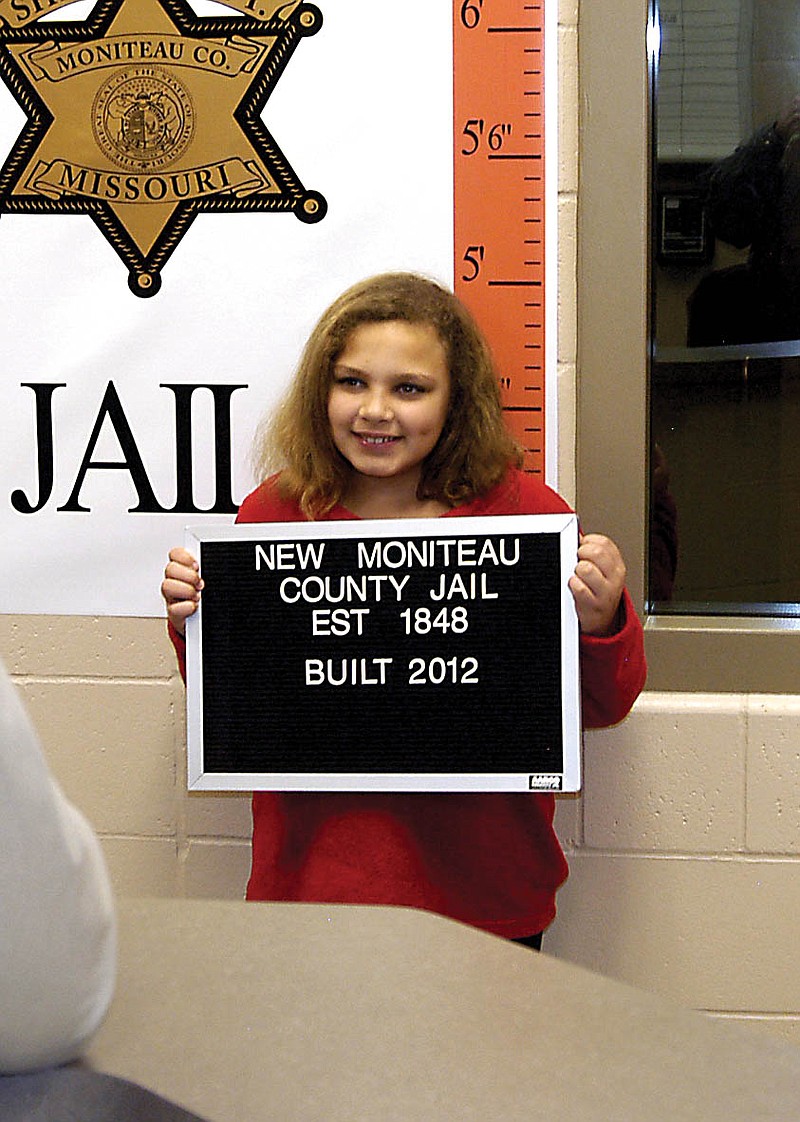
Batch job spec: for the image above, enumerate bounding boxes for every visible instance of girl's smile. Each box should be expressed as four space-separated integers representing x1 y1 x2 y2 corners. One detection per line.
327 320 451 503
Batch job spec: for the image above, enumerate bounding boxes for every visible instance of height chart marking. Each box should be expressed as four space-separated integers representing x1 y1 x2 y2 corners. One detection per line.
453 0 555 478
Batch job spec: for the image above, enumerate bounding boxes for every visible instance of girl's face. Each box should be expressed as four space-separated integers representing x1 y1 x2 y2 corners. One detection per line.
327 320 451 490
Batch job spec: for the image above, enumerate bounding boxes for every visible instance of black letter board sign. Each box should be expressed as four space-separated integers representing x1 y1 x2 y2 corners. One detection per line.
185 514 581 792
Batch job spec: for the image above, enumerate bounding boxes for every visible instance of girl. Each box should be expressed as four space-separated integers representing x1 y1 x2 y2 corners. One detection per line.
162 272 646 944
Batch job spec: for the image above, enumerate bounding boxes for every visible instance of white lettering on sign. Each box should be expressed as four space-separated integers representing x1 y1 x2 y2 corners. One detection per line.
312 608 370 636
305 657 394 685
429 573 499 601
357 537 520 569
255 542 326 571
245 532 537 695
279 574 409 603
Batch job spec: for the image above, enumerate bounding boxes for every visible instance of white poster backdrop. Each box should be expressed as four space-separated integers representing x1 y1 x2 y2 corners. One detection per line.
0 0 453 615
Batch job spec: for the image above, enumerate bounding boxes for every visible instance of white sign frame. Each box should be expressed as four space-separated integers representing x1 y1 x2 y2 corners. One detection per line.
185 512 581 792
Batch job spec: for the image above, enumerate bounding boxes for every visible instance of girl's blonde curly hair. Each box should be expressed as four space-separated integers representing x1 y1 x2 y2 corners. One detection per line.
253 272 521 518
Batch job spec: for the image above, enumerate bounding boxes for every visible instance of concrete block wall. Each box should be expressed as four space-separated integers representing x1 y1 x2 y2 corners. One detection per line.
2 0 798 1051
548 694 800 1047
0 616 252 901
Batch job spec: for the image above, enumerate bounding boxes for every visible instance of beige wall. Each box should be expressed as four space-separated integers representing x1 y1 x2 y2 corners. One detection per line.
549 696 800 1047
2 0 798 1050
0 615 253 897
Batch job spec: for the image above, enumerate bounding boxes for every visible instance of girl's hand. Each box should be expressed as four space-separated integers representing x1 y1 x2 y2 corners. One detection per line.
161 547 203 636
568 533 626 637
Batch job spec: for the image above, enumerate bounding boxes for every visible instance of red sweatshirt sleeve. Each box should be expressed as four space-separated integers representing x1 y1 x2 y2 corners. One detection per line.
578 587 646 728
168 620 187 684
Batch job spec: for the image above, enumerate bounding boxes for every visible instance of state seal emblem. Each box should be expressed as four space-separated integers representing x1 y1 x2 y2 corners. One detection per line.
0 0 326 295
92 66 196 170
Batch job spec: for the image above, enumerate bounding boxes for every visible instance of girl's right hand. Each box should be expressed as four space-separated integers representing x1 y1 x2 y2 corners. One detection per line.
161 547 203 636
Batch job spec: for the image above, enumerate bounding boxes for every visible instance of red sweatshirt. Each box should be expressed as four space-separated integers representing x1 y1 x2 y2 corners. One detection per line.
170 468 646 937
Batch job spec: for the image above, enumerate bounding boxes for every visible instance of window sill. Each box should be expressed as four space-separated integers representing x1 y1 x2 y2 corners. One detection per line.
644 615 800 693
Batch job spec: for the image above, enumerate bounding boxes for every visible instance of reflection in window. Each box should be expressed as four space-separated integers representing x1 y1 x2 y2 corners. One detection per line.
650 0 800 615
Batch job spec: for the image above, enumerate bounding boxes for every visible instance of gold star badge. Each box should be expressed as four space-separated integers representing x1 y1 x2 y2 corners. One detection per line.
0 0 325 295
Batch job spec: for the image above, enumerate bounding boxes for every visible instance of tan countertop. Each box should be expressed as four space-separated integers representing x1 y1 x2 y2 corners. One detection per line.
84 898 800 1121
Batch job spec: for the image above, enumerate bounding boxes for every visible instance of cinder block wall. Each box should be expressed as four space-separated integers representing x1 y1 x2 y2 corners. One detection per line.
549 698 800 1046
2 0 798 1048
0 616 252 898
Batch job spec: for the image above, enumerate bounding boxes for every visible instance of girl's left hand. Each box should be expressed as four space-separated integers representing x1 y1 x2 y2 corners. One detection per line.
568 533 626 637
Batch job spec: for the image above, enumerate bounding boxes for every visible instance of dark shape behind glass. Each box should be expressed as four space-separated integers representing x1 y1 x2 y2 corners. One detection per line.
649 0 800 616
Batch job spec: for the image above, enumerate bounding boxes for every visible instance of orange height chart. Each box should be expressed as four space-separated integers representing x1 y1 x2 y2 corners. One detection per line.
453 0 556 480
